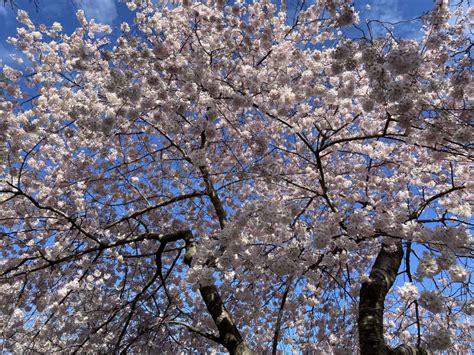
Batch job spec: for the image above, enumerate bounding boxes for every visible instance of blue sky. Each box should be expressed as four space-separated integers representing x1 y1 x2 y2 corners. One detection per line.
357 0 434 37
0 0 133 65
0 0 437 67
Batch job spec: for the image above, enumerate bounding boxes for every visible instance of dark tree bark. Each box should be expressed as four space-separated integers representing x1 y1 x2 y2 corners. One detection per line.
150 230 250 354
181 232 251 354
358 241 428 355
194 154 252 354
199 285 252 355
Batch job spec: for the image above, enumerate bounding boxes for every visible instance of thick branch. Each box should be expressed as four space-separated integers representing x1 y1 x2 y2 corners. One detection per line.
189 141 250 353
166 320 222 344
1 230 192 279
358 242 427 355
199 164 227 229
272 276 293 355
199 285 251 355
105 191 205 229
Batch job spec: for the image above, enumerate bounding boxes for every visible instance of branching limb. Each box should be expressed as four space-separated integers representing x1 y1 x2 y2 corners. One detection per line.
166 320 222 344
358 242 427 355
272 276 294 355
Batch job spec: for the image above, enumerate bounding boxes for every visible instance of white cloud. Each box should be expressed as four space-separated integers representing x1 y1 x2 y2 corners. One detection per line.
366 0 404 25
362 0 422 39
74 0 118 24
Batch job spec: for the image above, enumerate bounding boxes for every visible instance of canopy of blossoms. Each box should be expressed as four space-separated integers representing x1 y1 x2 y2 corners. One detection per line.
0 0 472 353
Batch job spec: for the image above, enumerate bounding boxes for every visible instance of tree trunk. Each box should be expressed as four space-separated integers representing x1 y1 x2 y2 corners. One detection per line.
358 241 427 355
199 285 252 355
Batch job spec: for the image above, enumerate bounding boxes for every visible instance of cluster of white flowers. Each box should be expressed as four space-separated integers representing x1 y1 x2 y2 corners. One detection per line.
386 43 421 74
445 227 472 250
57 279 80 297
419 291 444 313
435 250 455 269
120 22 131 32
271 255 296 276
448 264 469 282
336 5 359 26
426 327 452 351
332 41 354 60
187 265 215 290
415 252 439 279
2 66 22 81
397 282 418 302
16 10 34 28
188 150 207 167
386 79 411 101
47 22 63 37
465 299 474 315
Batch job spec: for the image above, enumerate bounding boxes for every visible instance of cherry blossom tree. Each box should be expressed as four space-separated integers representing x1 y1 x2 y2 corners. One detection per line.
0 0 472 353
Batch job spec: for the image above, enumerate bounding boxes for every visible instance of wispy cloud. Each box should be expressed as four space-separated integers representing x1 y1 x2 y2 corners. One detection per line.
366 0 404 24
359 0 428 39
363 0 404 35
73 0 118 24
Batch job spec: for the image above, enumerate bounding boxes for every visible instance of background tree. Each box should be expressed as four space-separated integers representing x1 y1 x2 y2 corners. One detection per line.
0 0 472 353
